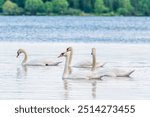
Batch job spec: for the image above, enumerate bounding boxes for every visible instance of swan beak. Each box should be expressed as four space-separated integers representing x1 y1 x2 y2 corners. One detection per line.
58 54 63 58
16 53 19 58
57 55 61 58
58 52 65 58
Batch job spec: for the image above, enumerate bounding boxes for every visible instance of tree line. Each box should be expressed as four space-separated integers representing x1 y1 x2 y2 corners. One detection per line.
0 0 150 16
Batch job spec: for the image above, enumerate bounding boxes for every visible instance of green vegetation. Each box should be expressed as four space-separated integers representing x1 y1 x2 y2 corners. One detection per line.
0 0 4 12
25 0 44 15
2 0 23 15
44 1 53 14
1 0 150 16
94 0 109 14
52 0 68 14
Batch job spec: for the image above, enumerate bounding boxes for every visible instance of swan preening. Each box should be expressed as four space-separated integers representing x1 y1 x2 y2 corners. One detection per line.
16 48 62 66
66 47 105 68
59 47 135 79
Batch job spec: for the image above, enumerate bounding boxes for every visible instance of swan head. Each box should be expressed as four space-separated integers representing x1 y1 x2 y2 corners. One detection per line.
91 48 96 55
66 47 73 52
16 48 24 58
58 51 70 58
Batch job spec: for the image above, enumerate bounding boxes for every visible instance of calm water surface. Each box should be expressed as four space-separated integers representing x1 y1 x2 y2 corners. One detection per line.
0 16 150 99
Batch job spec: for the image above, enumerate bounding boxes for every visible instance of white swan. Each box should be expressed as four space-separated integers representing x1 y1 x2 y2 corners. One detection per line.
16 48 62 66
59 48 135 79
66 47 105 68
91 48 135 77
58 50 101 79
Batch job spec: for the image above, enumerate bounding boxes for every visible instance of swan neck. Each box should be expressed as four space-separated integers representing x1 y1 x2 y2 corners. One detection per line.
92 53 96 71
22 50 28 65
69 50 73 67
63 54 70 78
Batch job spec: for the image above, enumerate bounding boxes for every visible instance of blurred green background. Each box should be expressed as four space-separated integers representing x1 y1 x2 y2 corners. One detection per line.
0 0 150 16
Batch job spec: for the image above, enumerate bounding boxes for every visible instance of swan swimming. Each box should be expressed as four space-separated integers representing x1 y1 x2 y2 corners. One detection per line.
58 50 101 79
91 48 135 77
16 48 62 66
59 48 135 79
66 47 105 68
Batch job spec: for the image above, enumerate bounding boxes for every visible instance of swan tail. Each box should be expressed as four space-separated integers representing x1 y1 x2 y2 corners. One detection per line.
96 62 106 68
101 62 106 67
55 61 63 65
128 70 135 76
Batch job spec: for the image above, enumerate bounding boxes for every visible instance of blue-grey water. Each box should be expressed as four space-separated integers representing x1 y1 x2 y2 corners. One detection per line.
1 16 150 43
0 16 150 100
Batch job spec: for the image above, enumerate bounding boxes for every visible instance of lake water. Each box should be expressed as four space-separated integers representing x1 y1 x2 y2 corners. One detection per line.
0 16 150 100
1 16 150 43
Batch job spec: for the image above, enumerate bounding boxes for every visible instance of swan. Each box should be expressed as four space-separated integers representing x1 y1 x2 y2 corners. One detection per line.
66 47 105 68
58 51 101 79
16 48 62 66
58 48 135 79
91 48 135 77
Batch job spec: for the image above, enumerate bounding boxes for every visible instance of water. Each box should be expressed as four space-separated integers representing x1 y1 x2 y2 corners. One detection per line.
1 16 150 43
0 16 150 100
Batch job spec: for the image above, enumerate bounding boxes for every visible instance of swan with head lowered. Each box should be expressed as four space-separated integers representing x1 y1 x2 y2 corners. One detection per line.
16 48 62 66
66 47 105 68
91 48 135 78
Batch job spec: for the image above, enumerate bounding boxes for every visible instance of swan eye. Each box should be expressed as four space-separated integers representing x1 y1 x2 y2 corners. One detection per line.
66 48 70 52
66 47 72 52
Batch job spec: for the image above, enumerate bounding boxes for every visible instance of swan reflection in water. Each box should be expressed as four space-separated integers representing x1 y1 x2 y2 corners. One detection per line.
63 79 98 100
91 81 97 99
63 79 69 100
16 66 28 79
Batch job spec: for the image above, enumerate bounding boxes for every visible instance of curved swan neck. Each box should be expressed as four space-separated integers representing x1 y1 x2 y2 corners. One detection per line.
22 50 28 65
63 53 70 78
92 53 96 71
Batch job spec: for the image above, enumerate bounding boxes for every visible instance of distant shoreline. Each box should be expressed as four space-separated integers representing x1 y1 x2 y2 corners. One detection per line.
0 14 149 17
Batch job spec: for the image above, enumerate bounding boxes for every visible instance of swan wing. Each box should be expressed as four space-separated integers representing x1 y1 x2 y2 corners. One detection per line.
95 68 116 77
26 59 62 66
111 68 135 77
73 61 105 68
95 68 134 78
73 60 92 68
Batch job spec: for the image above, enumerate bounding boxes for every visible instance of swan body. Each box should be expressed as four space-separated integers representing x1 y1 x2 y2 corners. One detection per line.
66 47 105 68
95 68 135 78
107 68 134 77
63 70 100 79
17 48 62 66
91 48 135 78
